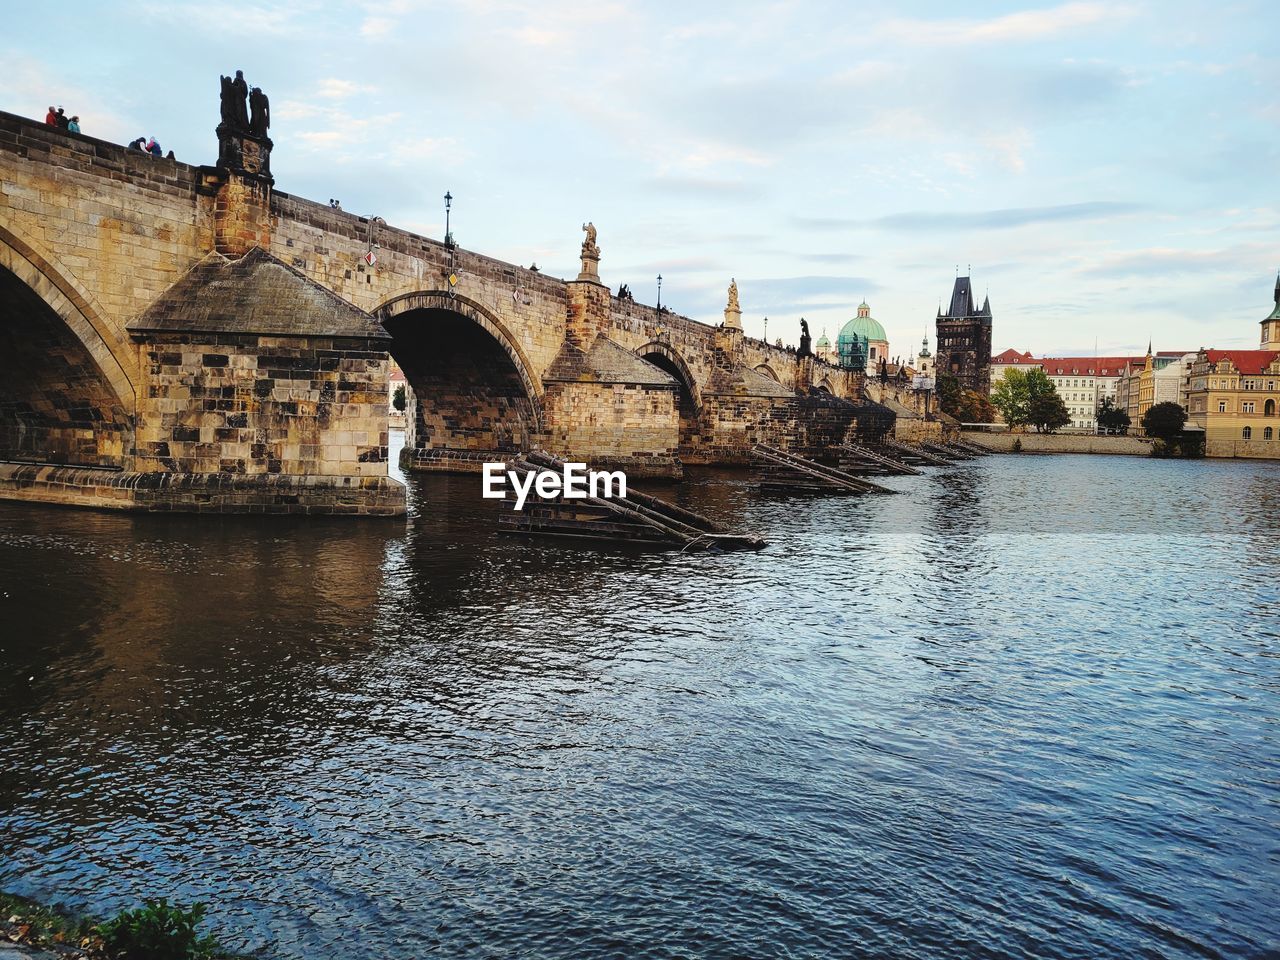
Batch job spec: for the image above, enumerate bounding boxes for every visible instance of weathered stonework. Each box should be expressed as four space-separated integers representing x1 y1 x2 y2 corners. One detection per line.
0 106 914 514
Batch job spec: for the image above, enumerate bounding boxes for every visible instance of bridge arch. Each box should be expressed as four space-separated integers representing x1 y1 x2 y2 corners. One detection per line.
634 341 703 412
636 340 703 451
816 377 834 394
0 229 135 467
754 363 781 383
376 291 543 456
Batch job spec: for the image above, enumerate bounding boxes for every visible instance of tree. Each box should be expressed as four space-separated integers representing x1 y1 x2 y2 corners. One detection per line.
1142 401 1186 442
992 368 1061 431
1096 396 1130 435
991 368 1032 428
936 371 961 417
1028 390 1071 433
955 389 996 424
392 383 407 412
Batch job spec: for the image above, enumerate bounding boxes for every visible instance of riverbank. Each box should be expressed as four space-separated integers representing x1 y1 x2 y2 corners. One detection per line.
963 432 1152 455
1 892 246 960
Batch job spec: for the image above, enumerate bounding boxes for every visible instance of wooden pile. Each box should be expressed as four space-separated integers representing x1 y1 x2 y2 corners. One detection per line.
836 443 922 477
753 443 892 495
879 438 951 466
497 450 765 551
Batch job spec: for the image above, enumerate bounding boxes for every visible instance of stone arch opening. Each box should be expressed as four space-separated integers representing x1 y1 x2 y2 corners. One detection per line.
637 342 701 447
0 258 132 468
754 363 781 383
816 378 834 394
379 293 541 457
1265 398 1276 417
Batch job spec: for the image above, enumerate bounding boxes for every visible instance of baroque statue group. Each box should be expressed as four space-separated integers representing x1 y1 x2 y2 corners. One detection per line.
219 69 270 137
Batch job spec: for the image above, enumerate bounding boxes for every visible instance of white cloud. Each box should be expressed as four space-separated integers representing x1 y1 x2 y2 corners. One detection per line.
874 2 1136 47
316 78 377 99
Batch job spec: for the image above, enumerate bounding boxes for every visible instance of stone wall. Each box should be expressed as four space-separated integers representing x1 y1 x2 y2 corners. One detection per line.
1206 438 1280 460
965 432 1153 455
542 381 680 477
134 333 391 478
0 462 403 514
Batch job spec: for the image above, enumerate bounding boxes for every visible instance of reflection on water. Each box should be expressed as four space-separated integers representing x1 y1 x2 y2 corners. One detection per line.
1 453 1277 959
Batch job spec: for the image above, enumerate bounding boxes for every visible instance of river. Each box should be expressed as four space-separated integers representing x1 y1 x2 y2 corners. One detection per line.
1 448 1277 959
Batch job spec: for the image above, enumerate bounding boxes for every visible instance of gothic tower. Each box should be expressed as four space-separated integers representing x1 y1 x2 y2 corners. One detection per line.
934 275 993 393
1262 271 1280 351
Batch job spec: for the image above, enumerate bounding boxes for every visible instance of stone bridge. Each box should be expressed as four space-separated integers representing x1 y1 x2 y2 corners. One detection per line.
0 101 931 515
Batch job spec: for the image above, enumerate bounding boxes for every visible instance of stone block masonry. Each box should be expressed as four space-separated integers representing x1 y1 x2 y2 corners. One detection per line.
133 332 392 479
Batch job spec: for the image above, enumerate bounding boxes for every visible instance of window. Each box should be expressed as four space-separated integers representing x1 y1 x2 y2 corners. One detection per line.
1243 402 1255 413
1218 400 1227 412
1243 426 1252 440
1266 427 1275 440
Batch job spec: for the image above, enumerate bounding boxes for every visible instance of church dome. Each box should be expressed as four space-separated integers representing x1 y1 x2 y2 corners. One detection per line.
816 332 831 347
838 302 886 344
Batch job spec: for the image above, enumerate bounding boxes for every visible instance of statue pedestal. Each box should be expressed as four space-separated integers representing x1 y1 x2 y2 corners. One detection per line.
577 251 601 283
216 124 274 183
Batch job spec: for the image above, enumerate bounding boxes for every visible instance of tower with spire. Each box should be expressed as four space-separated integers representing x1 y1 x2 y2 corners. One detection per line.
1262 270 1280 351
934 274 993 393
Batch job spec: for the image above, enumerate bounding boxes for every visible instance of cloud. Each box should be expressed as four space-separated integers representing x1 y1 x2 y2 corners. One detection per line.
641 175 763 198
360 16 394 38
316 78 377 99
792 201 1146 233
873 2 1136 47
1077 243 1276 279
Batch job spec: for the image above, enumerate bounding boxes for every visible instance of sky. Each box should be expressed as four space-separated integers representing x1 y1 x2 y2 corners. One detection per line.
4 1 1278 358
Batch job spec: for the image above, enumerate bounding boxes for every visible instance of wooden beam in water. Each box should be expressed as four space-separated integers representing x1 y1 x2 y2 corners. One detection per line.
752 444 893 495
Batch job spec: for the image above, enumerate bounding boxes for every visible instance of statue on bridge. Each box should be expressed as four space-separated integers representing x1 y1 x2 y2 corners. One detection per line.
577 222 601 282
220 70 250 132
249 86 270 137
727 278 740 312
798 317 812 358
216 69 273 183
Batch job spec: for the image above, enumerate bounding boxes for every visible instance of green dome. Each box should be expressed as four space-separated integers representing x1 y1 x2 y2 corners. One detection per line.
838 303 886 344
816 332 831 347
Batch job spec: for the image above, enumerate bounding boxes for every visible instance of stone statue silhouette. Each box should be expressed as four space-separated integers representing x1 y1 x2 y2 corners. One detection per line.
727 278 740 312
219 75 236 125
249 87 270 136
231 70 250 129
220 70 250 131
800 318 810 339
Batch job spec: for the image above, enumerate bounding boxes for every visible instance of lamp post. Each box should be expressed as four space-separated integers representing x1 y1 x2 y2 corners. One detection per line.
656 274 662 317
763 316 768 343
443 191 453 248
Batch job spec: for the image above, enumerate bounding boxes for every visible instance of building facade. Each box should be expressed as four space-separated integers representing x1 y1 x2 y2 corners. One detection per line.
1186 350 1280 457
990 348 1040 388
1184 275 1280 458
1040 356 1142 431
935 276 992 393
1117 349 1194 425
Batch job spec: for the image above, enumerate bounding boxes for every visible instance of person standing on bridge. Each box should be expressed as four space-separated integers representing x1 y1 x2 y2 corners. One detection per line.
44 106 57 125
67 116 80 134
